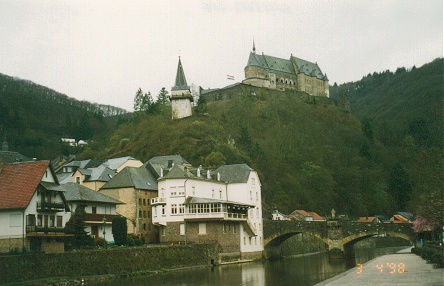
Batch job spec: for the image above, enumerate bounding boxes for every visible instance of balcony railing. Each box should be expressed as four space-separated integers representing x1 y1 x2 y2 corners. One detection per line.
26 225 65 233
83 213 121 223
36 201 65 212
184 211 247 221
150 197 167 205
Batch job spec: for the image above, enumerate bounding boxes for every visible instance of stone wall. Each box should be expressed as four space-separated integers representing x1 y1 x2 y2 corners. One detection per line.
0 244 217 285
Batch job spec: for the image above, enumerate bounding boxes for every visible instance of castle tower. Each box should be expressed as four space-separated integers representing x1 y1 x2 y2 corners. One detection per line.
171 57 193 119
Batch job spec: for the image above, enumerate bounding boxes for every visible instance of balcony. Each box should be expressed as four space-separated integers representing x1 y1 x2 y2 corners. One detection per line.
26 225 65 234
150 197 167 205
184 211 248 221
36 201 65 212
83 213 121 224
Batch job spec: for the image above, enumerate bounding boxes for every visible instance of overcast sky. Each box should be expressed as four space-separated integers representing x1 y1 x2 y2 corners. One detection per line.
0 0 442 111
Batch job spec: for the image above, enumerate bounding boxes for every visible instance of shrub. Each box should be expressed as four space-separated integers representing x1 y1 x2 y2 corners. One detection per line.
112 217 127 246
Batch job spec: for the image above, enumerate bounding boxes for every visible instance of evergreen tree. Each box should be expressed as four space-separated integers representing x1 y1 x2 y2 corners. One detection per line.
65 205 89 249
156 87 170 105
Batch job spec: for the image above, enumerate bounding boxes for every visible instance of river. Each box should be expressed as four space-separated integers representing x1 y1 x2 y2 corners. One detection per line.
90 246 409 286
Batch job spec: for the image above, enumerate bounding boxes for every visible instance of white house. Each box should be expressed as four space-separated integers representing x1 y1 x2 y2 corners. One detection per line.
151 163 263 262
272 210 290 221
0 160 70 253
62 182 123 243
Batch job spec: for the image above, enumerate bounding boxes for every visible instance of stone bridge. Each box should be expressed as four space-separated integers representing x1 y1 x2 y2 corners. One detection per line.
263 220 414 257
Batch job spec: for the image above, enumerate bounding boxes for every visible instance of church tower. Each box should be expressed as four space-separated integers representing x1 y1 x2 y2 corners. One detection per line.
171 57 193 119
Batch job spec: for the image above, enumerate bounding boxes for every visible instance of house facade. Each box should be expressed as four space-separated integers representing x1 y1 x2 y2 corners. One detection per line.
151 163 263 262
0 160 70 253
62 183 122 242
243 43 329 97
99 166 159 243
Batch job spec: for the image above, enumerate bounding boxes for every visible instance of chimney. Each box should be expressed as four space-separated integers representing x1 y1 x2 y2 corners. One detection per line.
167 160 173 168
217 172 221 181
160 168 164 178
207 170 211 179
197 165 201 177
184 166 188 177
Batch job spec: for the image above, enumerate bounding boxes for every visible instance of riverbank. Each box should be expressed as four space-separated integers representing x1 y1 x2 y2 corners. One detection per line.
315 247 443 285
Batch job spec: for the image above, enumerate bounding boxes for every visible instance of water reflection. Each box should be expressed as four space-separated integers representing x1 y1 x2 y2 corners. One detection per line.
91 247 408 286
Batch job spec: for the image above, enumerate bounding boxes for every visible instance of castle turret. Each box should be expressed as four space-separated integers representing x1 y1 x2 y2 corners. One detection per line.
171 57 193 119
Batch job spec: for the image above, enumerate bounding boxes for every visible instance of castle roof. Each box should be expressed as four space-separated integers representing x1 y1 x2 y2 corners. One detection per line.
172 57 190 91
246 52 327 80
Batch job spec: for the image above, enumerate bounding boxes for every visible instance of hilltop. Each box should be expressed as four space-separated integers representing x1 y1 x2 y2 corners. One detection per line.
79 58 442 218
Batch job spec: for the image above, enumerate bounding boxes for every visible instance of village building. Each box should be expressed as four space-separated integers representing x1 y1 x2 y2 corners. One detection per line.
271 210 290 221
171 57 193 119
151 161 263 262
99 166 159 243
62 182 123 242
289 210 325 222
0 160 70 253
391 212 414 223
242 43 329 97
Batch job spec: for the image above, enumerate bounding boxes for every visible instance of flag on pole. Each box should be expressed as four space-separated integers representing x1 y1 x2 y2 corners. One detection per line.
227 74 235 80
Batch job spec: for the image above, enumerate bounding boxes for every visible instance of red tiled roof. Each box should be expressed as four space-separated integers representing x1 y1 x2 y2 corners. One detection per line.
0 161 49 210
358 217 376 223
308 212 324 221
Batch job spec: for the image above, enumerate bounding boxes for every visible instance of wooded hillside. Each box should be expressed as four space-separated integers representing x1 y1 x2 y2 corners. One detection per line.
80 58 442 218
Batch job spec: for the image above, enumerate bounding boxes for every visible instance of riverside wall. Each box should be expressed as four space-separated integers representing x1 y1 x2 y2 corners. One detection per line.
0 244 218 285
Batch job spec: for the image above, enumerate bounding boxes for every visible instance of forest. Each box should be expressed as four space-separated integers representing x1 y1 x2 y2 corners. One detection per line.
0 59 442 223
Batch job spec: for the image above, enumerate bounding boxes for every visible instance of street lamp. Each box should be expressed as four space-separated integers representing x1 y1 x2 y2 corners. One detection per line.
102 216 107 248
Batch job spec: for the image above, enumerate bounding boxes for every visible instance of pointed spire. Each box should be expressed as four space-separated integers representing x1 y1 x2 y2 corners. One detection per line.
252 39 256 54
172 56 189 91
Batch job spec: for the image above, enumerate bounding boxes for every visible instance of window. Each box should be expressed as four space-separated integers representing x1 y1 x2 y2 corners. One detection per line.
256 192 258 201
143 223 146 230
57 216 63 227
143 210 146 218
10 214 21 227
49 215 55 227
219 190 222 199
37 215 42 226
250 191 252 200
139 210 142 218
170 186 177 196
180 223 185 235
27 214 36 226
171 204 178 215
161 206 165 215
92 206 97 214
192 186 195 196
178 204 184 214
75 177 80 184
198 223 206 235
143 199 146 206
178 186 185 196
212 189 215 198
139 198 142 206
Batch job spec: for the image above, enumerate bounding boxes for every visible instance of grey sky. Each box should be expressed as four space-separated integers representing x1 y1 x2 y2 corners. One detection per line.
0 0 442 111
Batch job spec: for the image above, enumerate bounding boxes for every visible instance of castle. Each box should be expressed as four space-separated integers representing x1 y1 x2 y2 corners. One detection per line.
242 43 329 97
171 45 330 119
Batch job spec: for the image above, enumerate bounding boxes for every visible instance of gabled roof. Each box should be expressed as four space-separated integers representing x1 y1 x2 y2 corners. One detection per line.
161 164 195 179
0 151 31 163
144 155 190 178
100 167 157 191
172 57 189 91
245 51 327 80
83 165 115 182
215 164 253 184
102 156 139 171
63 183 122 204
0 161 51 210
